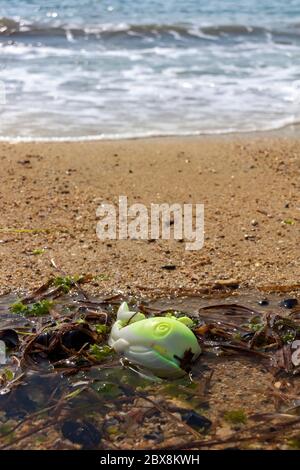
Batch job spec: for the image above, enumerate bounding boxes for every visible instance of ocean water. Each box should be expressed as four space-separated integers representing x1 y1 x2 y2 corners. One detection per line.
0 0 300 140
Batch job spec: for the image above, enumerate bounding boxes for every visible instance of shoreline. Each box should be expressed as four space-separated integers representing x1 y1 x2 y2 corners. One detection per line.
0 133 299 296
1 121 300 144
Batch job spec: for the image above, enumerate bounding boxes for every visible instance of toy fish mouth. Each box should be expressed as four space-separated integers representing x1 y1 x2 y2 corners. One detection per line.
129 344 177 360
128 344 182 368
128 345 152 354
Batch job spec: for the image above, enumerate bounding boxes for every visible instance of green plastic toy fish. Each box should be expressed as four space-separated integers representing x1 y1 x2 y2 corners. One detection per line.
108 302 201 378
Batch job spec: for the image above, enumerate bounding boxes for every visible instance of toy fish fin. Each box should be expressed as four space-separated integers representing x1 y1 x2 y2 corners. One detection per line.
111 338 130 353
117 302 145 323
177 316 194 328
117 302 130 320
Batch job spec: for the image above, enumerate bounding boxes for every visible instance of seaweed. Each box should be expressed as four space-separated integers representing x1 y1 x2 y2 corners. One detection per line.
11 300 53 317
224 409 247 425
88 344 114 362
52 275 83 294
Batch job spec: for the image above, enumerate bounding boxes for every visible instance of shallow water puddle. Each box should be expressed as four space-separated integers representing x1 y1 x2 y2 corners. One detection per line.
0 284 299 450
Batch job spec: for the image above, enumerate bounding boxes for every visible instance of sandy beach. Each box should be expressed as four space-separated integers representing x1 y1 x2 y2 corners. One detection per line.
2 0 300 453
0 134 300 450
0 133 299 296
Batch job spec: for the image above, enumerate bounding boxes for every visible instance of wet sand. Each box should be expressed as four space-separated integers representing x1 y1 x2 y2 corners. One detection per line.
0 134 299 296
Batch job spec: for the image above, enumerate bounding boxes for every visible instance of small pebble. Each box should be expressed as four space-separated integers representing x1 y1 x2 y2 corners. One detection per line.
0 329 19 348
215 279 239 289
242 332 255 341
0 340 6 365
144 432 163 441
35 332 53 347
62 329 95 350
161 264 177 271
280 299 298 309
61 420 101 449
103 418 119 436
258 299 269 306
244 234 256 240
291 347 300 366
182 411 212 432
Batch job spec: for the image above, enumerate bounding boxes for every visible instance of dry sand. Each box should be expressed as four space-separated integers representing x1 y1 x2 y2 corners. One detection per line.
0 133 299 296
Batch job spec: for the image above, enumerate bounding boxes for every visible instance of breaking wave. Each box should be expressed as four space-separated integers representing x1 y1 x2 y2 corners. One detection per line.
1 17 300 44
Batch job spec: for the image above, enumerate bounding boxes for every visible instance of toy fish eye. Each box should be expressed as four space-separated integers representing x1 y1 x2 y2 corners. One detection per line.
153 322 172 337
